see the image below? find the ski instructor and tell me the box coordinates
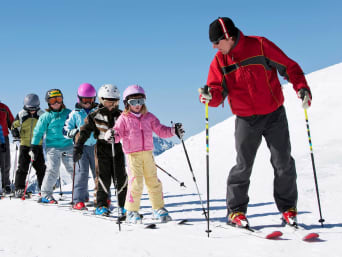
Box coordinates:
[198,17,312,227]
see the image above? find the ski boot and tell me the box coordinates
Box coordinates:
[282,207,297,226]
[126,211,142,224]
[38,196,58,204]
[15,189,25,198]
[95,206,110,216]
[73,202,87,211]
[228,212,249,228]
[152,207,172,223]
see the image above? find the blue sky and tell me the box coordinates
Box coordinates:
[1,0,341,140]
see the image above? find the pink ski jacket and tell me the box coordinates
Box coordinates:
[114,112,174,154]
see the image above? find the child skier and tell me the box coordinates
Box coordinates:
[11,94,46,197]
[73,84,127,216]
[31,89,74,204]
[108,84,184,223]
[63,83,98,210]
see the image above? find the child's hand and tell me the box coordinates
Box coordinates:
[174,123,185,139]
[104,129,115,142]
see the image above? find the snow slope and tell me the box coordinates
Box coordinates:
[1,63,342,257]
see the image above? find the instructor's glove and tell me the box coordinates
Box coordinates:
[29,145,40,161]
[0,143,6,153]
[198,86,212,104]
[73,144,83,163]
[174,123,185,139]
[104,129,115,142]
[297,88,312,109]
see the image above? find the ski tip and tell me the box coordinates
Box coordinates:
[145,223,157,229]
[178,219,188,225]
[266,231,283,239]
[303,232,319,241]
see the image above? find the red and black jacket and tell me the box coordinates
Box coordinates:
[0,102,14,137]
[206,30,310,117]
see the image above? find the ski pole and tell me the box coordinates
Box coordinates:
[304,109,325,227]
[71,162,77,205]
[175,122,208,221]
[204,85,212,237]
[21,153,34,200]
[155,164,186,188]
[111,130,121,231]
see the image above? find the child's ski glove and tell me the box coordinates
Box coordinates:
[297,88,312,109]
[174,123,185,139]
[73,144,83,163]
[104,129,115,142]
[29,145,40,161]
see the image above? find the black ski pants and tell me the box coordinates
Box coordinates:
[95,142,127,208]
[15,145,46,190]
[226,106,298,215]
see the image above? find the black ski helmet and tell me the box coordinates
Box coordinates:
[23,94,40,111]
[45,89,63,103]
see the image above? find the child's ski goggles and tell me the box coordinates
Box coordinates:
[79,97,95,104]
[48,96,63,105]
[127,98,145,106]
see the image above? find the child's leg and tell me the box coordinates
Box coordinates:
[96,155,113,207]
[41,147,61,199]
[143,151,164,210]
[125,152,144,212]
[73,145,92,203]
[32,146,46,190]
[14,145,30,190]
[112,145,127,208]
[61,146,74,178]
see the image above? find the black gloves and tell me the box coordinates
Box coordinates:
[174,123,185,139]
[73,144,83,163]
[29,145,40,161]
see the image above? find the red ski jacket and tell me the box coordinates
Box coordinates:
[0,102,14,137]
[206,30,310,116]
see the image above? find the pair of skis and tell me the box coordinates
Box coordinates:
[216,222,319,241]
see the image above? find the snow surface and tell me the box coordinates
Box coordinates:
[1,63,342,257]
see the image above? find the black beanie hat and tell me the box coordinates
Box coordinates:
[209,17,238,42]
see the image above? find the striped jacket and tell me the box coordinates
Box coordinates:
[206,30,310,117]
[76,105,122,146]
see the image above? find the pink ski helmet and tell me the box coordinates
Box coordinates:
[123,85,146,102]
[77,83,97,100]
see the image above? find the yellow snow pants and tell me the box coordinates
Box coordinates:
[124,151,164,211]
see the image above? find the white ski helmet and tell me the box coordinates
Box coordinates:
[98,84,120,104]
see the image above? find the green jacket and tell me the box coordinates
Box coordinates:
[12,109,44,147]
[31,108,73,148]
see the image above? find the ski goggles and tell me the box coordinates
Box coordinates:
[48,96,63,105]
[79,97,95,104]
[127,98,145,106]
[211,34,226,45]
[103,98,119,102]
